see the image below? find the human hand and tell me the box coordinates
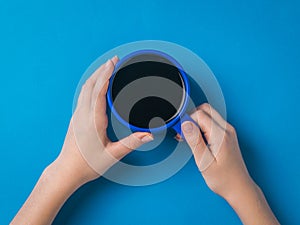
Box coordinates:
[181,103,252,199]
[59,56,154,183]
[181,103,279,225]
[11,56,154,225]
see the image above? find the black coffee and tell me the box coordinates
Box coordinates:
[111,53,185,129]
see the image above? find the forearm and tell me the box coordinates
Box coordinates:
[11,129,101,225]
[226,181,279,225]
[11,157,88,225]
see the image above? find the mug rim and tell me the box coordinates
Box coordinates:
[107,49,190,133]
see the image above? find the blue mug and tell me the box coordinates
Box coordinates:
[107,49,195,138]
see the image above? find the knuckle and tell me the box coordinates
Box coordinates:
[85,79,94,88]
[127,138,135,150]
[188,133,202,149]
[107,59,113,67]
[81,84,87,91]
[128,134,140,149]
[195,139,205,151]
[226,124,236,135]
[199,103,211,112]
[189,135,198,147]
[195,109,205,120]
[80,84,89,94]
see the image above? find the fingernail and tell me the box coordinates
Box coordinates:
[141,135,154,143]
[182,122,193,133]
[175,133,183,142]
[112,55,118,61]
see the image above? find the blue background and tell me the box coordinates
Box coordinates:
[1,0,299,224]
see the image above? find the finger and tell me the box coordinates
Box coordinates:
[197,103,227,130]
[109,132,154,159]
[191,108,227,152]
[93,55,118,82]
[190,109,213,143]
[181,121,215,171]
[76,56,118,109]
[198,147,216,171]
[88,55,117,84]
[94,58,117,97]
[76,78,94,109]
[111,55,119,66]
[182,121,207,161]
[91,58,117,109]
[85,63,107,88]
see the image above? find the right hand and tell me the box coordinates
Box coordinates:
[181,103,255,200]
[181,103,280,225]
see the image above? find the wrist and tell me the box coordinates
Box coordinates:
[224,178,265,220]
[224,177,259,208]
[45,151,99,194]
[57,141,100,184]
[224,178,279,225]
[44,160,86,194]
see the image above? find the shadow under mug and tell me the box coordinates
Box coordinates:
[107,49,195,138]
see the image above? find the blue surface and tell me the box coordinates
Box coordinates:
[0,0,299,224]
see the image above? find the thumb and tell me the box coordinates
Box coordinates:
[110,132,153,159]
[182,121,214,171]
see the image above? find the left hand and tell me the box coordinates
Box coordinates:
[11,56,154,225]
[56,56,154,183]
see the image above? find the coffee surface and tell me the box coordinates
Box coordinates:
[111,53,185,129]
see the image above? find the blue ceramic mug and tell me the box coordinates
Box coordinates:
[107,49,195,138]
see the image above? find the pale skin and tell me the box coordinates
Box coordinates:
[11,56,279,225]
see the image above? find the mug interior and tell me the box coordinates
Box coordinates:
[109,50,188,131]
